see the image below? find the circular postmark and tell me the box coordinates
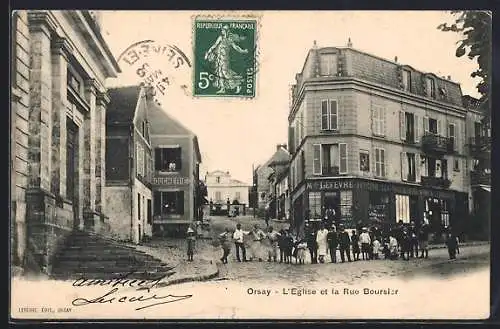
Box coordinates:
[117,40,193,103]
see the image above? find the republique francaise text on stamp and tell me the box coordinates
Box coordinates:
[193,19,257,98]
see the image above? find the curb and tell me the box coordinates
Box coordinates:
[161,265,219,287]
[428,241,489,250]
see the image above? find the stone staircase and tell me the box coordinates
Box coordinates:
[51,231,176,280]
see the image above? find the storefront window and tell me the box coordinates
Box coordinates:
[309,192,322,219]
[441,199,449,227]
[368,192,389,225]
[395,194,410,223]
[340,191,352,221]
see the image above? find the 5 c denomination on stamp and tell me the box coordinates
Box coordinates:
[193,19,257,98]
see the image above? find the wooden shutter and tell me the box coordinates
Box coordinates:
[415,154,421,183]
[435,159,442,178]
[399,111,406,141]
[382,107,387,136]
[423,116,429,134]
[401,152,408,181]
[415,114,420,143]
[330,100,338,131]
[437,119,443,136]
[313,144,321,175]
[339,143,347,174]
[321,100,329,130]
[381,149,386,177]
[421,155,428,177]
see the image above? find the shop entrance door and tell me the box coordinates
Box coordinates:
[323,192,340,226]
[428,198,442,232]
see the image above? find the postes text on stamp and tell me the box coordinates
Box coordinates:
[194,19,257,97]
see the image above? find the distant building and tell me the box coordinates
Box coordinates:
[105,85,153,243]
[463,95,490,239]
[255,144,290,214]
[10,10,120,274]
[205,170,250,215]
[288,42,470,238]
[268,147,291,220]
[149,100,202,237]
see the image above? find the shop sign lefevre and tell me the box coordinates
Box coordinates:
[307,178,455,199]
[152,176,190,186]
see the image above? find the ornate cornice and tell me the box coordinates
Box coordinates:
[28,11,57,36]
[51,37,74,61]
[84,78,99,95]
[96,91,110,106]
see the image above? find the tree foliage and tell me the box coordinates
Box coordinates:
[437,11,492,120]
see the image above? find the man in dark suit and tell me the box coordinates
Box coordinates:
[327,225,339,263]
[338,225,352,263]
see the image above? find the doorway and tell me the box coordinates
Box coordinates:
[66,119,79,230]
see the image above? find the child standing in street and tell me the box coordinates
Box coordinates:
[372,238,381,260]
[186,225,196,262]
[218,227,232,264]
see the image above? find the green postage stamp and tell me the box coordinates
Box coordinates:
[193,18,257,97]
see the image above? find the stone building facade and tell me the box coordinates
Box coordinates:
[288,42,470,238]
[10,10,120,274]
[105,85,153,243]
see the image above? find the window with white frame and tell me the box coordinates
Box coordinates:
[235,191,241,201]
[309,192,322,219]
[372,105,386,136]
[319,54,338,76]
[375,148,386,177]
[426,77,436,98]
[321,100,338,131]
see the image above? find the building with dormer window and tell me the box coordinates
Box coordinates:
[288,41,470,238]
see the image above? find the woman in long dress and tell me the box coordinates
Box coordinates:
[249,224,266,261]
[316,223,329,263]
[204,25,248,94]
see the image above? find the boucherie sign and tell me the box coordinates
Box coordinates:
[152,176,190,186]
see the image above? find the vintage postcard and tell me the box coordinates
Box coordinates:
[10,10,491,320]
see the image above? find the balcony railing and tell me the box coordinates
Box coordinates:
[468,136,491,154]
[470,170,491,186]
[421,133,454,154]
[322,165,340,176]
[421,176,451,188]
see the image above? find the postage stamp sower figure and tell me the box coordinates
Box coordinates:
[194,19,257,97]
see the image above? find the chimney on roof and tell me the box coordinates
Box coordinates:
[447,75,451,80]
[347,37,353,48]
[276,144,287,151]
[394,56,398,63]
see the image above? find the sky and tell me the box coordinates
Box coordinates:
[99,11,481,185]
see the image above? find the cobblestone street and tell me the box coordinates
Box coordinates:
[142,215,490,285]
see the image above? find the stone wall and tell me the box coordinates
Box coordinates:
[11,11,31,267]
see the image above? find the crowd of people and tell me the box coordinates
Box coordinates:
[206,220,461,264]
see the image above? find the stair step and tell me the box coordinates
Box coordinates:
[51,270,175,280]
